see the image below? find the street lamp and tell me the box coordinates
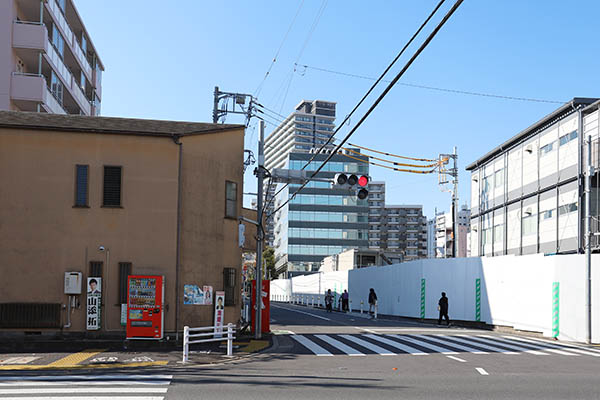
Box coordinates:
[98,245,109,330]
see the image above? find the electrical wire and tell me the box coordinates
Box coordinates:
[347,142,437,162]
[341,146,439,168]
[297,64,566,105]
[339,151,439,174]
[269,0,465,219]
[254,0,306,98]
[263,0,448,216]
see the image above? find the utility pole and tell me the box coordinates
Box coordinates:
[585,135,593,344]
[438,149,459,258]
[254,120,265,340]
[452,146,458,258]
[212,86,255,126]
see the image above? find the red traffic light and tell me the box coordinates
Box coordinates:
[358,175,369,187]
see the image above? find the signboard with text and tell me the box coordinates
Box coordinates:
[86,277,102,330]
[214,291,225,338]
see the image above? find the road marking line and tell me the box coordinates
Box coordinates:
[412,335,488,354]
[0,397,165,400]
[461,335,542,355]
[364,334,428,355]
[0,357,39,365]
[390,335,459,355]
[476,335,549,355]
[358,328,378,334]
[0,387,168,394]
[271,304,331,321]
[339,335,395,355]
[446,355,467,362]
[0,380,172,386]
[315,335,365,356]
[290,335,333,356]
[476,367,489,375]
[503,336,600,357]
[46,349,106,368]
[0,375,173,381]
[446,335,519,354]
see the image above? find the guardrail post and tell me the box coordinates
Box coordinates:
[360,301,363,314]
[311,296,314,307]
[182,325,189,363]
[227,323,233,356]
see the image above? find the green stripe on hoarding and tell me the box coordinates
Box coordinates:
[475,278,481,322]
[552,282,559,338]
[420,278,426,319]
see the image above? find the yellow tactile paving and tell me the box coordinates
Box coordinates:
[45,349,106,368]
[0,360,168,371]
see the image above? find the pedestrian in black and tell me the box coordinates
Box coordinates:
[438,292,450,326]
[325,289,333,313]
[341,290,349,313]
[368,288,377,319]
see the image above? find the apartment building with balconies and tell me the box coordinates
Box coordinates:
[1,0,104,116]
[367,181,428,261]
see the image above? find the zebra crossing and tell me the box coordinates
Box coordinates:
[0,373,173,399]
[290,333,600,358]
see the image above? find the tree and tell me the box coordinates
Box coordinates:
[263,246,277,280]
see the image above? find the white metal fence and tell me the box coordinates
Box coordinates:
[182,323,236,363]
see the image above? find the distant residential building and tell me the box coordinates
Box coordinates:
[1,0,104,115]
[264,100,337,246]
[434,205,470,258]
[466,98,600,256]
[368,181,428,261]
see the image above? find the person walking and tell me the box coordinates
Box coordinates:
[341,290,349,312]
[325,289,333,313]
[438,292,450,326]
[368,288,377,319]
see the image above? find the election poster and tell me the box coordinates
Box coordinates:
[86,277,101,330]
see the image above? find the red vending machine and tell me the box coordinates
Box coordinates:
[251,279,270,334]
[126,275,165,340]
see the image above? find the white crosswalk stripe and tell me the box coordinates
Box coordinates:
[315,335,365,356]
[289,334,600,358]
[463,335,549,355]
[0,374,172,400]
[364,334,428,355]
[389,335,459,355]
[434,334,519,354]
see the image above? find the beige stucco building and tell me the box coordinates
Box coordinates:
[0,111,245,337]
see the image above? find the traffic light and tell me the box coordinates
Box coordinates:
[333,173,369,199]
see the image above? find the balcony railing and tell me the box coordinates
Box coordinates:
[45,86,67,114]
[12,20,47,50]
[47,0,93,78]
[46,42,72,91]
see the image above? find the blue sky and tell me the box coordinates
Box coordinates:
[76,1,600,217]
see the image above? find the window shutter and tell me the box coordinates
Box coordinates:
[118,262,132,303]
[75,165,88,206]
[89,261,103,277]
[103,166,122,207]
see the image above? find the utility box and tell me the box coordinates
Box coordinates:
[64,272,82,294]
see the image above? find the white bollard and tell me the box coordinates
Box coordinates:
[349,300,353,313]
[182,326,190,363]
[227,323,233,356]
[360,301,364,314]
[311,296,314,307]
[374,304,378,320]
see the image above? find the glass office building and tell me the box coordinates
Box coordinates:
[273,151,370,276]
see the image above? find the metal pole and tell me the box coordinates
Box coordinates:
[212,86,219,123]
[255,120,265,340]
[452,146,458,258]
[586,135,593,344]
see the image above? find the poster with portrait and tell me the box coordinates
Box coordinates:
[203,286,213,305]
[86,277,101,330]
[183,284,205,305]
[214,291,225,337]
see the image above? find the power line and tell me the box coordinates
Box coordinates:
[269,0,465,218]
[347,142,437,162]
[264,0,449,217]
[254,0,306,98]
[339,152,439,174]
[341,146,439,168]
[297,64,566,105]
